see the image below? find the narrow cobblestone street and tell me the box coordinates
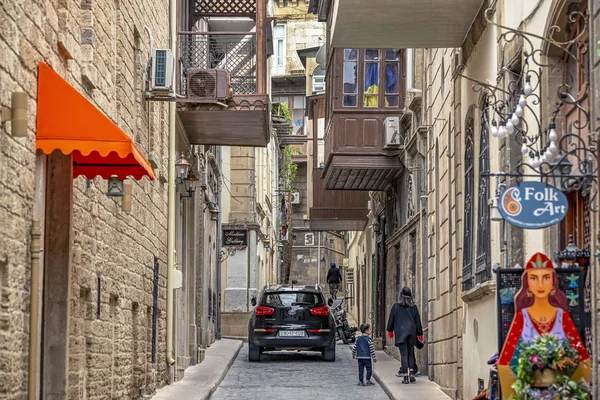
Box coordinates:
[210,344,390,400]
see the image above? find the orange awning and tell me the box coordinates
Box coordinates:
[36,62,155,180]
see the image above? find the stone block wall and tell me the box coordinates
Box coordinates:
[424,47,462,398]
[0,0,170,398]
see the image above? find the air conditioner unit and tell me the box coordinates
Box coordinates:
[186,68,231,100]
[384,116,402,149]
[290,191,301,204]
[151,49,174,92]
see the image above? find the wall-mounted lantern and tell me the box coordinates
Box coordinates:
[204,201,220,221]
[180,170,199,201]
[175,152,191,183]
[107,176,124,197]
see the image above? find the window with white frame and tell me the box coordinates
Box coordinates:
[312,65,325,93]
[272,25,286,76]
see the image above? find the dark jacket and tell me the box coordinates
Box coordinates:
[326,266,342,284]
[351,334,377,360]
[386,303,423,345]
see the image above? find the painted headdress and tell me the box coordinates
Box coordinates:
[525,252,554,270]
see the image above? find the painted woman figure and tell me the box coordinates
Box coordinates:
[497,253,591,398]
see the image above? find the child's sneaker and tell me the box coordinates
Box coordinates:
[365,381,375,385]
[358,381,366,386]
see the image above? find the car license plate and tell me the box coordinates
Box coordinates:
[279,330,304,337]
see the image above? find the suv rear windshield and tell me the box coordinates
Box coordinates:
[262,292,324,307]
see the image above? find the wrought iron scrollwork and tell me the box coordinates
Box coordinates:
[455,6,597,211]
[219,246,245,262]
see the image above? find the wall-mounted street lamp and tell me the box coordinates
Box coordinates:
[107,176,125,197]
[204,201,220,221]
[180,170,199,201]
[175,152,191,184]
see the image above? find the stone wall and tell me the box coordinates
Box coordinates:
[0,0,170,398]
[424,48,461,398]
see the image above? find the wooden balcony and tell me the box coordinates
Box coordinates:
[308,95,369,231]
[310,0,484,48]
[176,0,270,147]
[310,170,369,231]
[321,48,404,190]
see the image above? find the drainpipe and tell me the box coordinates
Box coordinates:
[28,221,41,400]
[216,148,223,339]
[166,0,177,371]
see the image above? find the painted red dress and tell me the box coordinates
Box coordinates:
[498,307,589,377]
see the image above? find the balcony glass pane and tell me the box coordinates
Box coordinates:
[385,49,400,61]
[385,63,399,94]
[386,96,399,107]
[365,49,379,61]
[292,110,304,135]
[343,95,357,107]
[293,96,304,109]
[344,49,358,61]
[364,60,379,107]
[343,61,358,95]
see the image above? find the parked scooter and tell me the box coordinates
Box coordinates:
[330,298,357,344]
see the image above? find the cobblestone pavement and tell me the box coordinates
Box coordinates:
[210,343,390,400]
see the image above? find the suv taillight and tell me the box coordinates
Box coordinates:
[310,306,329,316]
[255,305,274,316]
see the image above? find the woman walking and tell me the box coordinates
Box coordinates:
[386,287,423,384]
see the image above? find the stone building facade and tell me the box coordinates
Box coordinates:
[419,1,599,398]
[0,0,171,398]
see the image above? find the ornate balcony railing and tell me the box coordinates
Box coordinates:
[178,32,257,95]
[193,0,256,17]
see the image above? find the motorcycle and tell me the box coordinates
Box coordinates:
[330,298,357,344]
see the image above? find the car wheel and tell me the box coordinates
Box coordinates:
[322,341,336,362]
[248,343,261,362]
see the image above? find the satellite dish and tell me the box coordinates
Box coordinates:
[316,44,327,68]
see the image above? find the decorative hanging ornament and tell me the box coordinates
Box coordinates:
[518,89,527,107]
[515,104,524,117]
[511,113,520,126]
[549,123,558,141]
[491,120,498,137]
[506,120,514,135]
[548,140,557,154]
[521,142,529,155]
[524,76,533,96]
[498,124,507,138]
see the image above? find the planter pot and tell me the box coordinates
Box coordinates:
[532,369,556,388]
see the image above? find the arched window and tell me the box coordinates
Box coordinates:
[462,110,475,291]
[475,100,491,284]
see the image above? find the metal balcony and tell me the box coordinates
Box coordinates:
[176,32,270,147]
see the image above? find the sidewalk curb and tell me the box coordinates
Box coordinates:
[372,369,396,400]
[151,339,243,400]
[202,340,243,400]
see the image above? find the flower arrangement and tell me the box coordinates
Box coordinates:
[512,334,590,399]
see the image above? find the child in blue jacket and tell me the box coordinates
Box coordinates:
[351,323,377,386]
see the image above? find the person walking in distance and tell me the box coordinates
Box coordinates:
[326,262,342,299]
[386,287,424,384]
[351,323,377,386]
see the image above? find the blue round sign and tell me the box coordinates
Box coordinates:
[498,181,568,229]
